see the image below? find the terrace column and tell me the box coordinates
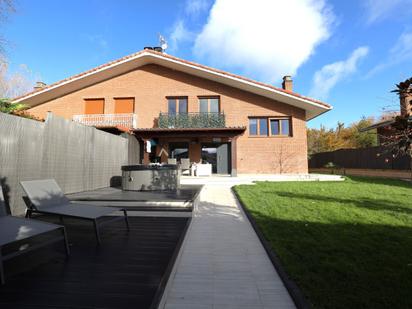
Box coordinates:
[142,139,150,164]
[230,136,238,177]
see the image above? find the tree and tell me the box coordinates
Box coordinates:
[0,1,34,99]
[307,117,377,155]
[391,77,412,97]
[0,97,25,113]
[0,57,34,98]
[0,0,15,54]
[379,78,412,159]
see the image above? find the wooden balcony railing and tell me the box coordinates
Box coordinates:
[158,112,225,128]
[73,113,137,129]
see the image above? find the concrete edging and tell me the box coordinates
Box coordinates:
[155,186,204,308]
[151,216,193,309]
[232,188,311,309]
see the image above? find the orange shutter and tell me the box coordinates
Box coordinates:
[84,99,104,114]
[114,98,134,114]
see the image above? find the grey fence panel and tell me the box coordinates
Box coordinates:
[0,113,45,215]
[42,113,88,193]
[309,146,411,170]
[0,112,129,215]
[124,133,141,165]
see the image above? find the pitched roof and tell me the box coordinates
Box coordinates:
[13,49,332,120]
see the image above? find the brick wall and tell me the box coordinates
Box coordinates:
[28,64,308,174]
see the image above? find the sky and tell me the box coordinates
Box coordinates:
[1,0,412,128]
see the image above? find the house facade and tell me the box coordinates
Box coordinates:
[13,49,331,175]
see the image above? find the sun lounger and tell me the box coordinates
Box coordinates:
[0,185,69,285]
[20,179,129,244]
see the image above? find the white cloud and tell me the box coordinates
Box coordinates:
[193,0,335,83]
[169,0,210,51]
[170,20,195,51]
[309,46,369,100]
[185,0,210,16]
[363,0,412,24]
[367,31,412,77]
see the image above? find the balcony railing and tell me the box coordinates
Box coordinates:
[73,113,137,129]
[158,112,225,128]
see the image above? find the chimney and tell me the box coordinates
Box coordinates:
[33,81,46,91]
[282,75,293,92]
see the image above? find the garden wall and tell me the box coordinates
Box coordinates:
[309,146,411,170]
[310,168,412,180]
[0,112,130,215]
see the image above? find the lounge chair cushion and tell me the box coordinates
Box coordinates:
[41,203,119,219]
[0,216,61,246]
[20,179,71,210]
[20,179,119,219]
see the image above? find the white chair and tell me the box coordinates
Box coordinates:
[180,158,191,175]
[196,163,212,176]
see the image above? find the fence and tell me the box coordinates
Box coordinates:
[309,146,411,170]
[0,112,132,215]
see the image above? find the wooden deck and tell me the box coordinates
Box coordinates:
[0,216,189,309]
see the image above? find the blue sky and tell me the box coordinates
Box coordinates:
[2,0,412,128]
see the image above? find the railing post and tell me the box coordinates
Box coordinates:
[132,114,137,129]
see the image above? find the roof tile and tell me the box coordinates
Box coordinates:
[13,49,330,109]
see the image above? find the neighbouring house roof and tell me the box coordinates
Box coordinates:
[12,49,332,120]
[359,119,396,132]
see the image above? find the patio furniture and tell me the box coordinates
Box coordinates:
[0,185,70,285]
[180,158,191,175]
[195,163,213,176]
[167,158,177,165]
[20,179,130,244]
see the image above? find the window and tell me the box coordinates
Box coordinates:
[249,117,292,137]
[270,118,290,136]
[84,98,104,114]
[199,97,220,113]
[259,118,268,135]
[249,117,267,136]
[168,97,188,114]
[280,119,290,135]
[114,98,134,113]
[249,118,258,135]
[270,119,280,135]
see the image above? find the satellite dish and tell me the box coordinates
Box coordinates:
[159,34,168,52]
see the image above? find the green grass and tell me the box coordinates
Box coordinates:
[234,176,412,309]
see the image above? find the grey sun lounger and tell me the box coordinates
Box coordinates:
[0,185,70,285]
[20,179,129,244]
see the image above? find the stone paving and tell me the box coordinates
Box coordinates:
[160,180,296,309]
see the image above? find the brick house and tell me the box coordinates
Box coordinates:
[12,49,331,175]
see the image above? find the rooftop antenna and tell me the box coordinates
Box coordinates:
[159,34,168,53]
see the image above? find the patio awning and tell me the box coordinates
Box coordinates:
[132,127,246,138]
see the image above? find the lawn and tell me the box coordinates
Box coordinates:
[234,176,412,309]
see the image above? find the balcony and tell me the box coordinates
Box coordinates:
[158,112,225,128]
[73,113,137,129]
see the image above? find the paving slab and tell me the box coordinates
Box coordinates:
[160,180,296,309]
